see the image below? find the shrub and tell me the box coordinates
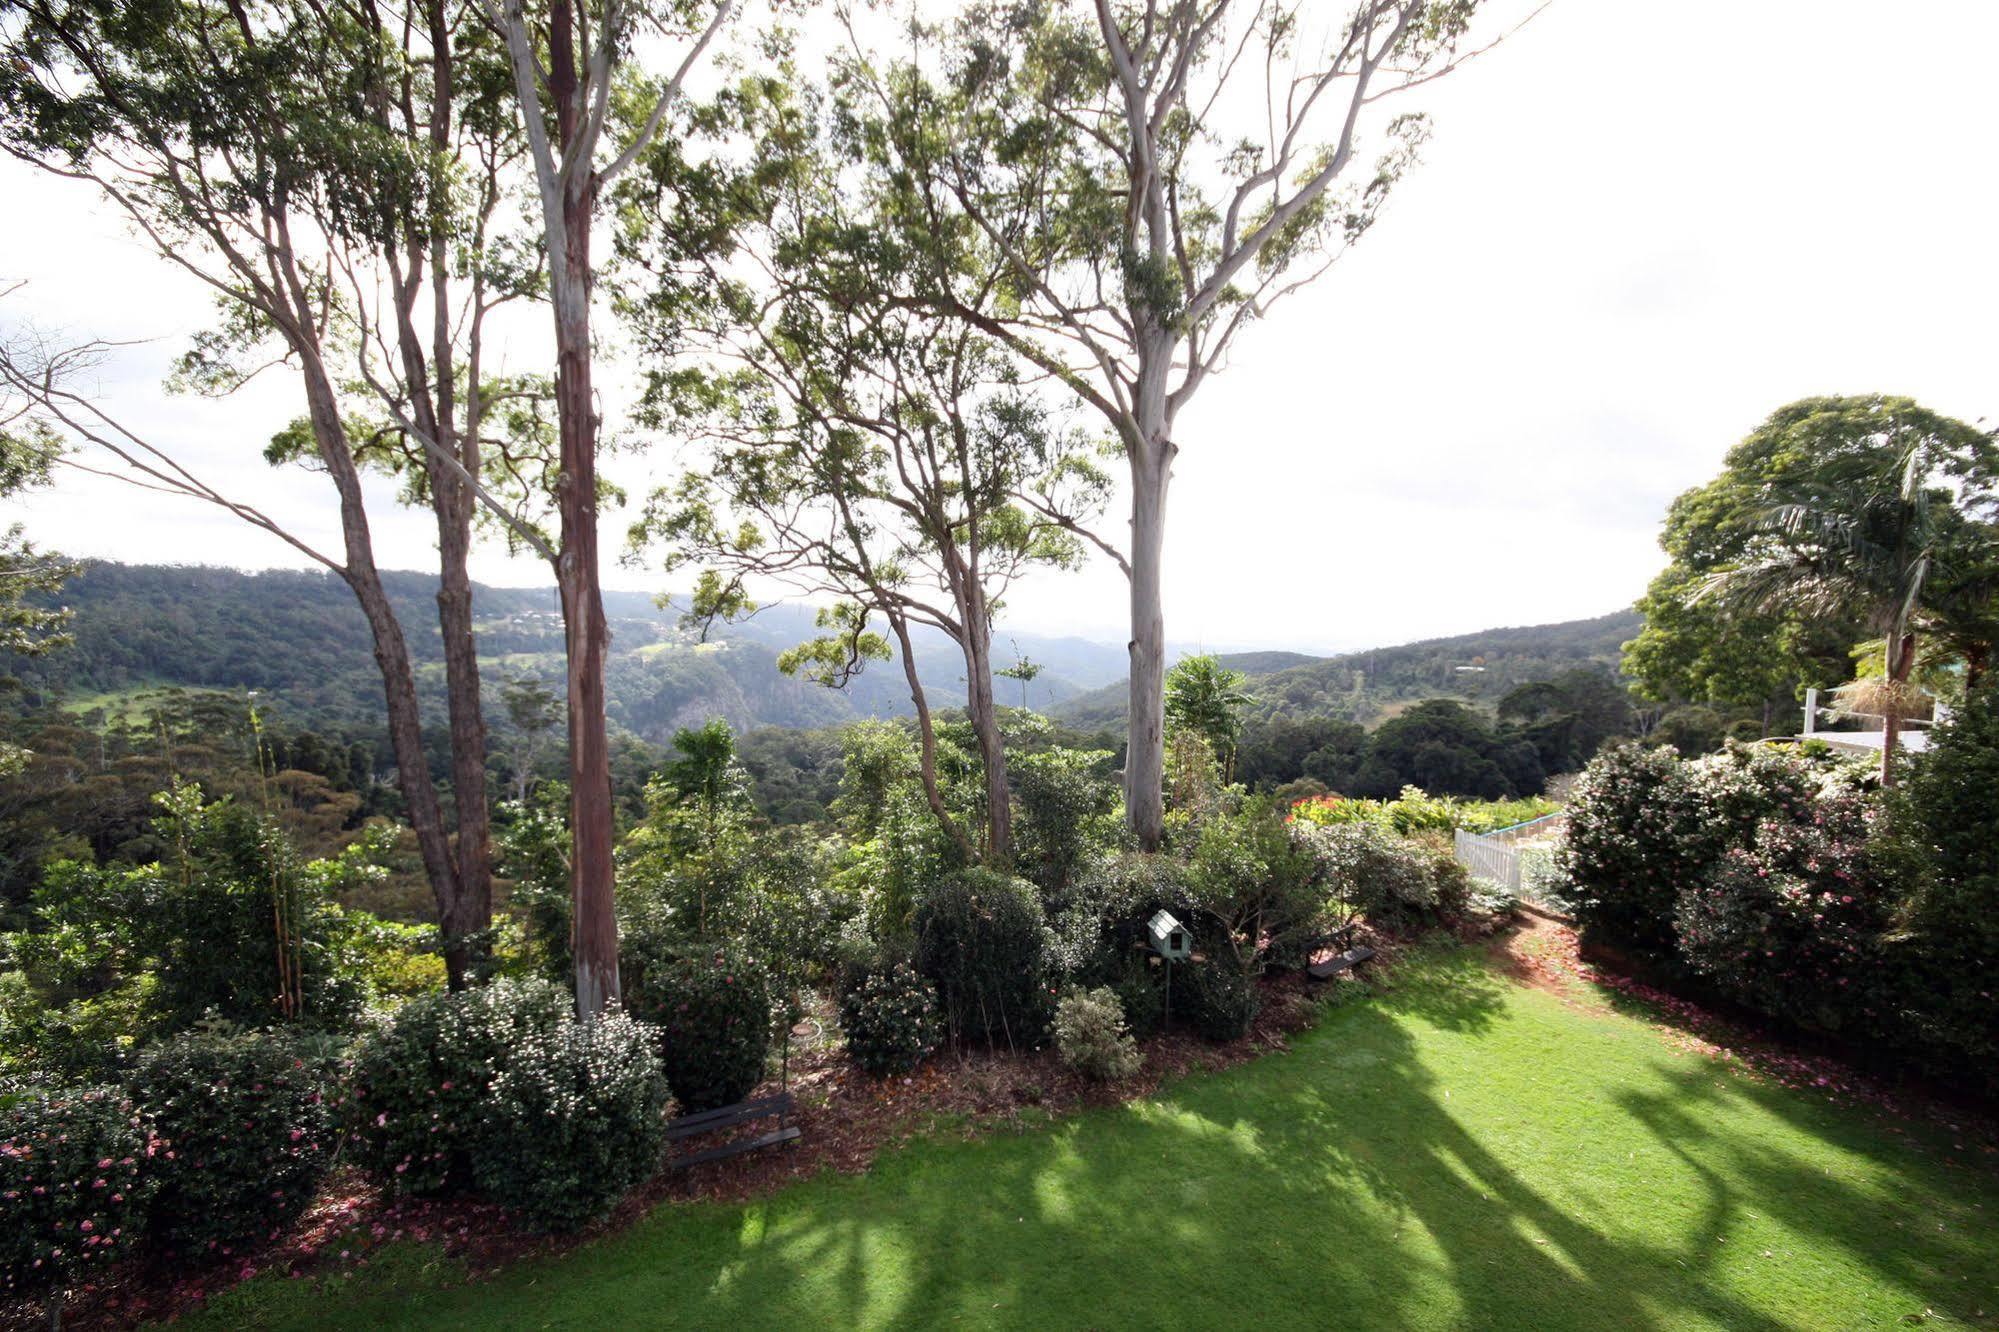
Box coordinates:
[1054,987,1141,1081]
[1675,794,1894,1035]
[471,1007,670,1232]
[1,1081,156,1306]
[1175,957,1259,1042]
[914,869,1053,1049]
[1185,801,1330,972]
[1308,822,1463,935]
[1563,743,1845,958]
[1046,853,1194,983]
[838,962,942,1078]
[1011,746,1123,907]
[1872,684,1999,1086]
[1106,957,1169,1040]
[628,943,772,1112]
[127,1026,334,1258]
[347,977,571,1196]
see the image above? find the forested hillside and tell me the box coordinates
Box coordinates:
[5,563,1138,740]
[1055,610,1643,729]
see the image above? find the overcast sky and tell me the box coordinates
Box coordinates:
[3,0,1995,655]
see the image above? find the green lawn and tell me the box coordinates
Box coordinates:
[192,947,1998,1330]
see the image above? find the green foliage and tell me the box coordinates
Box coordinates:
[1306,822,1457,935]
[1355,700,1543,800]
[1674,793,1893,1035]
[838,962,941,1079]
[1009,744,1122,905]
[1560,744,1830,958]
[1053,986,1139,1081]
[470,1008,670,1233]
[2,783,379,1075]
[913,869,1052,1050]
[1176,959,1259,1043]
[626,943,773,1113]
[1288,787,1561,837]
[126,1026,334,1257]
[1877,683,1999,1085]
[496,783,573,985]
[1164,655,1251,775]
[1184,800,1330,974]
[346,978,572,1198]
[0,1080,155,1302]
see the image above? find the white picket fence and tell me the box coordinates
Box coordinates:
[1453,828,1526,894]
[1453,812,1568,905]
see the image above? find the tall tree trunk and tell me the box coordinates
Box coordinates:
[961,611,1011,867]
[888,613,976,863]
[297,352,466,951]
[1125,440,1172,851]
[1881,631,1918,787]
[552,186,620,1017]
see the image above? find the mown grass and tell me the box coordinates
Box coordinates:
[190,945,1999,1330]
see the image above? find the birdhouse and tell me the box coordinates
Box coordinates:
[1147,910,1193,962]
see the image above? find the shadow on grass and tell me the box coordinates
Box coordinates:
[194,947,1999,1331]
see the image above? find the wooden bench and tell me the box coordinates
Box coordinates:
[1302,924,1374,981]
[664,1091,800,1170]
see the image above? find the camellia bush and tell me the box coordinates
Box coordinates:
[838,961,942,1078]
[347,978,572,1196]
[1674,791,1893,1035]
[471,1007,671,1233]
[1,1081,157,1311]
[126,1026,334,1258]
[628,943,773,1113]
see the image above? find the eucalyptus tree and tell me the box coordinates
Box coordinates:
[0,0,554,985]
[839,0,1527,849]
[488,0,740,1012]
[624,96,1110,866]
[1696,396,1999,782]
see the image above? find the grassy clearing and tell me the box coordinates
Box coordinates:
[190,946,1998,1331]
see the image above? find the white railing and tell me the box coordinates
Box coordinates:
[1454,828,1524,894]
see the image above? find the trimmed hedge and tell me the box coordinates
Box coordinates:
[839,962,941,1078]
[471,1007,670,1232]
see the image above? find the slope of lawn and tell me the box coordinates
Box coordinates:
[191,945,1999,1331]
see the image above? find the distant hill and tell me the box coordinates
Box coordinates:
[1053,610,1643,729]
[7,563,1139,743]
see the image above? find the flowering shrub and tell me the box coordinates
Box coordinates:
[1,1081,157,1304]
[628,944,772,1112]
[347,977,571,1196]
[1054,987,1141,1081]
[838,962,941,1078]
[471,1006,670,1233]
[126,1027,334,1258]
[914,869,1054,1049]
[1563,742,1858,958]
[1675,793,1892,1034]
[1289,788,1560,836]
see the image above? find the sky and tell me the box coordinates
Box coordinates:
[2,0,1995,656]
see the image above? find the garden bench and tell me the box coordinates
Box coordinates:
[664,1091,801,1170]
[1302,924,1374,981]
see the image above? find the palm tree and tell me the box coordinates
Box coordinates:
[1702,430,1982,783]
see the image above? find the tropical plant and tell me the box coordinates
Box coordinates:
[1165,655,1252,780]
